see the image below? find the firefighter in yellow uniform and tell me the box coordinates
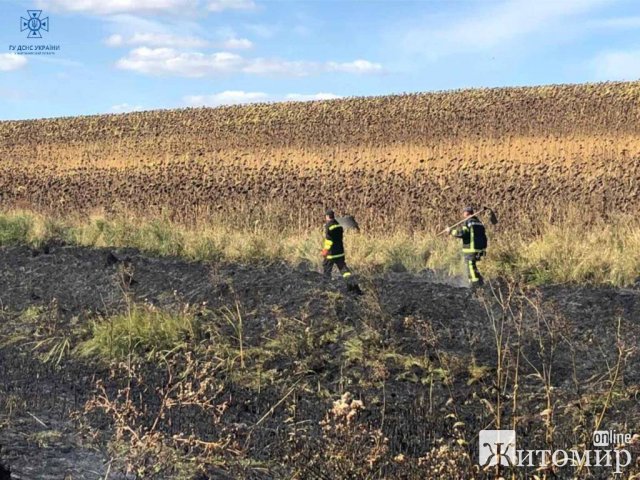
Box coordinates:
[321,209,363,295]
[448,206,487,289]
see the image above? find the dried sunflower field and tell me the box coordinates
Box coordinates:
[1,81,639,232]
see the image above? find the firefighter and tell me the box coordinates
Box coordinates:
[448,206,487,289]
[321,209,363,295]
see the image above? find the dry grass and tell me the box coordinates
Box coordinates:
[1,208,639,286]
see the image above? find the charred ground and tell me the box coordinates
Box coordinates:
[0,244,639,479]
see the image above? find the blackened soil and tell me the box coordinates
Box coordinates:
[0,245,639,479]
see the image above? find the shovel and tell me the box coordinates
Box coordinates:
[337,215,360,231]
[439,207,498,235]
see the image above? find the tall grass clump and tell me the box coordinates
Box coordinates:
[77,304,202,361]
[483,215,640,286]
[0,212,34,246]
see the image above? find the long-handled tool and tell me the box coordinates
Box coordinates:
[439,207,498,235]
[337,215,360,231]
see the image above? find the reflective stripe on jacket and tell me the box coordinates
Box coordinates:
[323,220,345,259]
[451,217,488,253]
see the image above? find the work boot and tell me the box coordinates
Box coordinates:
[347,283,364,296]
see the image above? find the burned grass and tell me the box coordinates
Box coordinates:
[0,246,638,478]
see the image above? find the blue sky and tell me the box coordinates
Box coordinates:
[0,0,639,120]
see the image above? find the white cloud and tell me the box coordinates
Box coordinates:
[111,103,144,113]
[220,37,253,50]
[401,0,609,58]
[0,54,27,72]
[208,0,257,12]
[116,47,243,76]
[212,27,253,49]
[105,34,124,46]
[105,32,209,48]
[240,58,316,76]
[102,30,254,50]
[117,47,383,77]
[185,90,268,106]
[184,91,342,107]
[43,0,197,15]
[327,60,383,74]
[592,49,640,80]
[285,93,342,101]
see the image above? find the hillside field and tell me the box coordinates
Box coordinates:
[2,81,640,285]
[1,81,640,230]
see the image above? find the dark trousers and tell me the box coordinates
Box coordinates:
[323,255,360,288]
[323,256,352,280]
[464,252,484,286]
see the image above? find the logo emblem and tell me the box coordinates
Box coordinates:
[21,10,49,39]
[479,430,517,467]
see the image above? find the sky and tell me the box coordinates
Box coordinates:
[0,0,639,120]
